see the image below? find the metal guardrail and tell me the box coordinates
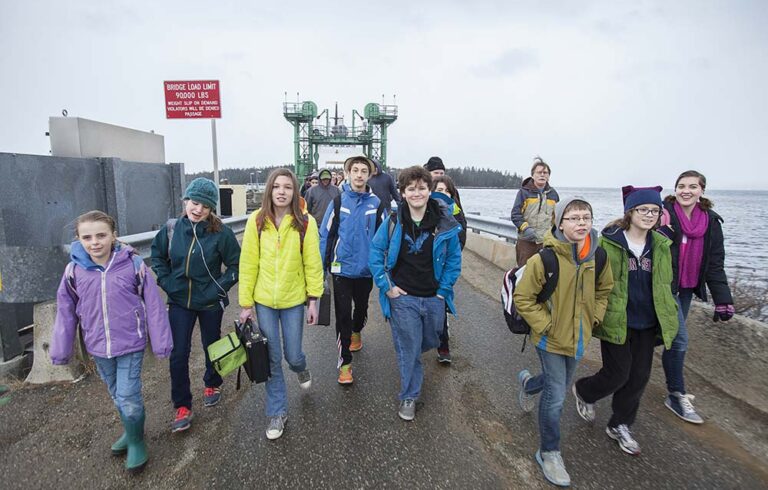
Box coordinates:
[120,215,249,258]
[465,214,518,243]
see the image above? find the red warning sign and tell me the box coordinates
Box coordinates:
[164,80,221,119]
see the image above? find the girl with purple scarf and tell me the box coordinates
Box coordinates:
[659,170,734,425]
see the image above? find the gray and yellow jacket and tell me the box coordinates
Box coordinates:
[514,229,614,359]
[510,177,559,243]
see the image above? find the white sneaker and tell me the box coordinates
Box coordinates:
[517,369,536,413]
[606,424,641,455]
[535,450,571,487]
[266,415,288,440]
[572,384,595,423]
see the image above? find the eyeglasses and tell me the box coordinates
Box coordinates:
[634,207,661,216]
[561,216,593,223]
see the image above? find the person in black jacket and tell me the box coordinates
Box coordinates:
[658,170,734,425]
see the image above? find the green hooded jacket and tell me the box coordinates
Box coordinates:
[594,226,679,348]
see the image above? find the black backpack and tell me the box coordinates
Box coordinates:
[501,247,607,351]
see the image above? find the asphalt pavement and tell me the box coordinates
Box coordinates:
[1,257,767,489]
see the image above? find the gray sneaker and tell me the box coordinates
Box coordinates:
[535,450,571,487]
[266,415,288,440]
[606,424,641,455]
[665,392,704,424]
[297,369,312,390]
[572,384,595,423]
[518,369,536,413]
[398,399,416,421]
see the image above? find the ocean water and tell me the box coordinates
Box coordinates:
[458,187,768,283]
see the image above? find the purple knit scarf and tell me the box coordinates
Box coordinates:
[675,201,709,289]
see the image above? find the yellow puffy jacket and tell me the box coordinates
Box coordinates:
[238,210,324,309]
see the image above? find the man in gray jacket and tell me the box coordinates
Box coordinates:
[305,168,341,225]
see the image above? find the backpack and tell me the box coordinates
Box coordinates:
[501,247,607,351]
[65,253,147,299]
[323,194,388,271]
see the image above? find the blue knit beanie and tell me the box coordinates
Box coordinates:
[184,178,218,209]
[622,185,663,212]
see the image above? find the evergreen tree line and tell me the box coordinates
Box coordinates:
[186,165,523,189]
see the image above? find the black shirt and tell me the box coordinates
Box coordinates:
[392,200,440,297]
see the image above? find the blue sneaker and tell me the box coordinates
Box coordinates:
[518,369,536,413]
[665,392,704,424]
[171,407,193,433]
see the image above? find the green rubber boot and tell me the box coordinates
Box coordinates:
[111,430,128,456]
[123,413,148,473]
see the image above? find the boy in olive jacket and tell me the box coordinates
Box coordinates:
[514,197,614,487]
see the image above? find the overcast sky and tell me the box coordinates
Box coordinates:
[2,1,767,190]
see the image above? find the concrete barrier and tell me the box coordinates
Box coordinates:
[463,233,768,416]
[25,301,84,384]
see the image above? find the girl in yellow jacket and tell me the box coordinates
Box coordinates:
[238,168,324,440]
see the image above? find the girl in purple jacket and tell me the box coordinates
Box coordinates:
[51,211,173,474]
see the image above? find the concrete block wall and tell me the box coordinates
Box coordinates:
[0,152,184,361]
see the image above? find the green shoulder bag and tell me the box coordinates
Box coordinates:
[207,331,247,377]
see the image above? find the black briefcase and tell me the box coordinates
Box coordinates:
[317,275,332,326]
[235,319,270,387]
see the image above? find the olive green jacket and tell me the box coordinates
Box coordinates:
[594,226,679,348]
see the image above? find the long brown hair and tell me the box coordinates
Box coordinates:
[664,170,713,210]
[431,175,462,209]
[255,168,306,234]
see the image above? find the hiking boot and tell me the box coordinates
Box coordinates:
[350,332,363,352]
[398,399,416,421]
[171,407,193,433]
[297,369,312,390]
[572,384,595,423]
[437,349,452,364]
[606,424,641,455]
[203,386,222,407]
[665,392,704,424]
[266,415,288,440]
[338,365,353,385]
[535,450,571,487]
[518,369,536,413]
[124,414,148,473]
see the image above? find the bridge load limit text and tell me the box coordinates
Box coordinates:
[164,80,221,119]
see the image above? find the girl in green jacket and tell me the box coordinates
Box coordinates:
[573,186,679,457]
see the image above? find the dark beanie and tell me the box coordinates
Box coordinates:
[424,156,445,172]
[184,178,218,209]
[622,185,663,212]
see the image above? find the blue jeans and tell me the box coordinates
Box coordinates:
[256,303,307,418]
[389,295,445,401]
[168,304,224,409]
[662,288,693,394]
[524,348,578,452]
[93,350,145,422]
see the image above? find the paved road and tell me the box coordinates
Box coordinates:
[2,266,767,489]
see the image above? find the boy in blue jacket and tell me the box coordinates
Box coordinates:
[369,166,462,421]
[320,156,382,384]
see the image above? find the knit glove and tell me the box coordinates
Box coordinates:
[713,304,735,322]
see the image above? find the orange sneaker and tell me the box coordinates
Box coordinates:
[338,364,353,384]
[350,332,363,352]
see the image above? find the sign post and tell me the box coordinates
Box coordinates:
[164,80,222,215]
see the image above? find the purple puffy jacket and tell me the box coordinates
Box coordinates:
[51,243,173,364]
